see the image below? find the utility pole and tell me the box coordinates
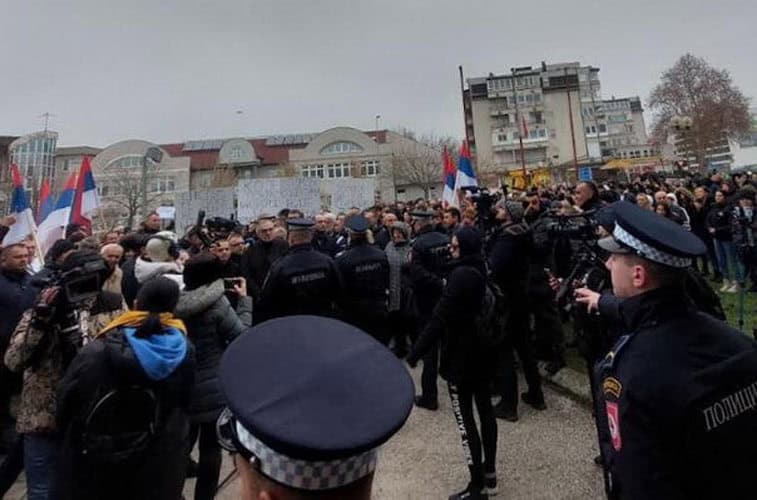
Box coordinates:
[587,68,602,161]
[510,68,528,182]
[564,67,579,177]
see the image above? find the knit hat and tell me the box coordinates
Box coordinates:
[496,199,525,222]
[454,227,483,257]
[183,252,222,291]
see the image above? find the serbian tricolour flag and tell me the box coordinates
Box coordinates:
[1,164,37,245]
[454,140,477,190]
[37,179,54,225]
[442,146,457,207]
[70,156,99,234]
[38,173,77,255]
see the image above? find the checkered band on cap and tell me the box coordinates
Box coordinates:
[613,224,692,268]
[235,422,378,491]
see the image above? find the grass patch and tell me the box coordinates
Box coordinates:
[561,285,756,376]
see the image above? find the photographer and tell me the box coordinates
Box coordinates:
[3,250,126,499]
[487,199,545,420]
[174,253,251,500]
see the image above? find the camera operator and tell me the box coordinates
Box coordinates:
[3,250,126,499]
[487,199,545,420]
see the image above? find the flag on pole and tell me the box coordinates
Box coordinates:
[442,146,457,206]
[454,140,477,190]
[70,156,99,234]
[38,173,77,255]
[37,178,53,224]
[1,164,37,245]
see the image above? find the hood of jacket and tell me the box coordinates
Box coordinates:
[134,257,183,285]
[123,327,188,381]
[174,279,225,317]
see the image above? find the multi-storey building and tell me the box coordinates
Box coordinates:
[464,61,649,178]
[53,146,102,189]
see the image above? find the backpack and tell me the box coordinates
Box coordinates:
[472,270,509,347]
[80,386,160,463]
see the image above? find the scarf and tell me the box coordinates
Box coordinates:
[98,311,187,338]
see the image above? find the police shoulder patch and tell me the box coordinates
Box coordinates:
[603,377,623,400]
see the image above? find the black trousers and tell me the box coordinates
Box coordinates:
[448,381,497,489]
[530,297,565,365]
[420,342,440,401]
[497,313,543,410]
[188,422,222,500]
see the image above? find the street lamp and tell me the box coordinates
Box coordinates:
[670,115,693,172]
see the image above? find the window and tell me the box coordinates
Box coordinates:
[361,160,379,177]
[326,163,351,178]
[148,176,175,193]
[229,145,244,160]
[498,134,508,143]
[533,93,541,103]
[98,185,109,197]
[301,164,324,178]
[320,142,363,155]
[598,124,607,133]
[538,129,547,138]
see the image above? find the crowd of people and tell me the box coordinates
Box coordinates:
[0,168,755,499]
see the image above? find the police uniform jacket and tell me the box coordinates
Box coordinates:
[335,241,389,317]
[254,243,342,324]
[406,226,449,317]
[596,287,757,500]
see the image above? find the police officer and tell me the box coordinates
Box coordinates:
[578,201,757,500]
[216,316,414,500]
[335,214,391,344]
[406,210,450,410]
[254,219,342,324]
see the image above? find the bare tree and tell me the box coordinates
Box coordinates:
[99,159,165,229]
[210,164,238,188]
[389,130,459,199]
[648,54,751,169]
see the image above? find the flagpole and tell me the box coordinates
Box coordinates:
[459,66,472,148]
[25,208,45,267]
[511,67,528,185]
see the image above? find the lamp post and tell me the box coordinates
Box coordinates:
[670,115,693,172]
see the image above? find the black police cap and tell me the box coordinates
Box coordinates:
[219,316,414,491]
[598,201,705,268]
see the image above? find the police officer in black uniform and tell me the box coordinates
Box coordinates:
[580,201,757,500]
[254,219,342,324]
[406,210,450,410]
[335,215,391,344]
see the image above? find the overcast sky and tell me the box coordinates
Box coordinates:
[3,0,755,147]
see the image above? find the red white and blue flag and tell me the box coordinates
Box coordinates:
[442,146,457,207]
[37,178,54,225]
[70,156,99,234]
[38,172,77,254]
[454,140,477,190]
[1,164,37,245]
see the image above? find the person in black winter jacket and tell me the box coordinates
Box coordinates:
[55,277,196,500]
[488,200,545,421]
[408,227,497,500]
[175,253,252,500]
[240,217,288,303]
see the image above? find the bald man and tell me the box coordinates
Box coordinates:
[100,244,124,295]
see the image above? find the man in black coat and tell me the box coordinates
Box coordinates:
[406,211,450,410]
[241,217,288,303]
[0,243,40,495]
[335,215,390,344]
[487,200,545,421]
[254,219,342,324]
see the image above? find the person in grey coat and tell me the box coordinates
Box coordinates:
[385,222,413,358]
[175,252,252,500]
